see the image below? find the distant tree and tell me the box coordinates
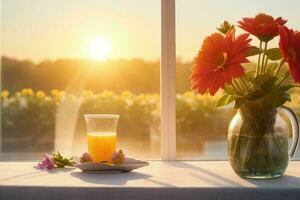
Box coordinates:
[1,56,193,93]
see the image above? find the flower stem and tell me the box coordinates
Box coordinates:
[232,79,243,95]
[264,57,269,74]
[240,77,251,89]
[274,59,285,76]
[260,42,268,75]
[237,77,248,91]
[275,71,290,86]
[256,41,263,77]
[231,83,241,94]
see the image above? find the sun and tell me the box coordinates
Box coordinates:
[88,38,112,60]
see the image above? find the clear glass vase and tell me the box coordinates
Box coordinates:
[228,100,299,179]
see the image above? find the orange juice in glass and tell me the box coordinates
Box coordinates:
[84,114,119,163]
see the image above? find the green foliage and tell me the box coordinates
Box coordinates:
[1,89,57,152]
[52,152,76,168]
[224,85,237,95]
[217,21,235,35]
[265,48,282,61]
[216,69,293,109]
[266,89,291,108]
[2,88,300,156]
[217,94,239,107]
[1,89,235,155]
[247,46,262,57]
[176,92,234,144]
[264,84,298,108]
[1,89,161,153]
[251,74,278,94]
[229,73,297,109]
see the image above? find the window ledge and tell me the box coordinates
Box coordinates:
[1,161,300,200]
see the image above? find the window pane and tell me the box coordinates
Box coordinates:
[176,0,300,160]
[1,0,160,160]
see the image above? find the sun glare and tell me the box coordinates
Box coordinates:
[88,38,112,60]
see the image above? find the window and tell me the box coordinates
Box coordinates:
[1,0,300,161]
[1,0,160,160]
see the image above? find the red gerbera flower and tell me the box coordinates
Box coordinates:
[191,30,251,95]
[279,26,300,83]
[238,13,287,42]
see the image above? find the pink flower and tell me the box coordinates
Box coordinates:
[80,152,93,163]
[36,154,55,170]
[112,150,125,165]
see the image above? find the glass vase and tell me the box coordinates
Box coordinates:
[228,100,299,179]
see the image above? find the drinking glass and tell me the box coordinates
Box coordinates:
[84,114,119,163]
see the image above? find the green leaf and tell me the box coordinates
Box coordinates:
[251,74,278,93]
[247,46,262,57]
[277,85,295,92]
[264,83,295,107]
[55,161,65,168]
[224,85,237,95]
[265,48,282,61]
[261,77,278,92]
[52,152,76,168]
[267,91,291,107]
[216,94,239,107]
[275,84,300,93]
[57,152,63,159]
[247,74,280,100]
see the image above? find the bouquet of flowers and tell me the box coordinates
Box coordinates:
[190,13,300,178]
[191,13,299,105]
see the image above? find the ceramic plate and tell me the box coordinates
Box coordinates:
[74,158,149,173]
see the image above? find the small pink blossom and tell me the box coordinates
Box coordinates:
[112,149,125,165]
[36,154,55,170]
[80,152,93,163]
[112,151,118,159]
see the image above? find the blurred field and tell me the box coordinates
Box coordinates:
[1,89,233,158]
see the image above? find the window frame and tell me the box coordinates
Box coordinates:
[160,0,176,160]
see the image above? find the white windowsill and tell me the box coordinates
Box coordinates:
[1,161,300,200]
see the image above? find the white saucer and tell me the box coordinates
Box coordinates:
[74,158,149,173]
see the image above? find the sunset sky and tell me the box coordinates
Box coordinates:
[1,0,300,63]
